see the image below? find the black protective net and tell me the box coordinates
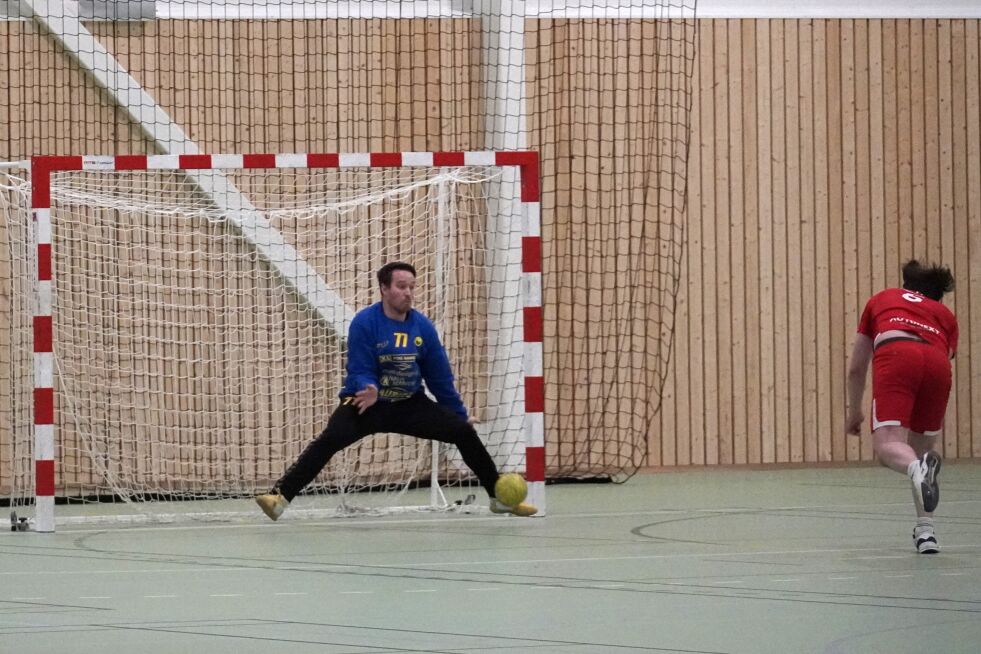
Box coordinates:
[1,0,697,494]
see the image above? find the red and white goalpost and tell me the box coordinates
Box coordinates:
[19,151,543,531]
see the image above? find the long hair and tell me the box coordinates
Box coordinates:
[901,259,955,301]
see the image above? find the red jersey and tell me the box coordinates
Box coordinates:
[857,288,958,357]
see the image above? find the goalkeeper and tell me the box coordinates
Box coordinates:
[256,261,536,520]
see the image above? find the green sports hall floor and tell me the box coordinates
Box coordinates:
[2,464,979,653]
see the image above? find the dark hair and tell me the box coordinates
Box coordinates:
[901,259,954,301]
[377,261,416,287]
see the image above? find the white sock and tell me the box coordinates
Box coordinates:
[915,518,935,538]
[907,459,920,479]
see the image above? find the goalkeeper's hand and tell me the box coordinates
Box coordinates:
[353,384,378,414]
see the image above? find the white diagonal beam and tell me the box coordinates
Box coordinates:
[19,0,354,337]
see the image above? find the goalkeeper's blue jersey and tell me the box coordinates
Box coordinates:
[340,302,468,419]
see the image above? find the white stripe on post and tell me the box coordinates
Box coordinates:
[522,272,543,307]
[339,153,370,167]
[33,426,55,460]
[147,155,181,169]
[34,209,51,243]
[402,152,435,167]
[275,154,307,169]
[212,154,245,169]
[34,352,54,388]
[464,151,496,166]
[37,280,52,314]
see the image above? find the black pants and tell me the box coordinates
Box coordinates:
[276,392,500,501]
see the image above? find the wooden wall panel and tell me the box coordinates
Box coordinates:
[2,17,980,490]
[0,19,484,160]
[661,19,981,465]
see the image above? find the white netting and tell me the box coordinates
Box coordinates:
[1,170,35,523]
[2,164,528,523]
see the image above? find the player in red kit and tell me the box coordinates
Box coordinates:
[845,260,957,554]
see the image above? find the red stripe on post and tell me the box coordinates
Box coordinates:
[31,170,51,209]
[308,153,340,168]
[244,153,276,168]
[33,316,52,353]
[35,459,55,496]
[34,387,54,425]
[525,376,544,413]
[37,244,52,281]
[494,151,541,202]
[433,151,465,166]
[33,155,84,172]
[523,306,543,343]
[114,155,148,170]
[370,152,403,167]
[178,154,213,169]
[31,156,83,208]
[522,236,542,273]
[524,446,545,482]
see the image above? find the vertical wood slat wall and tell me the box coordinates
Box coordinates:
[2,18,980,481]
[656,19,981,466]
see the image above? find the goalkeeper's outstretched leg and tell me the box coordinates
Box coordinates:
[257,261,537,520]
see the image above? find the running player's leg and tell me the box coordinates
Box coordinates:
[870,343,942,515]
[904,347,950,551]
[871,424,916,474]
[907,430,941,552]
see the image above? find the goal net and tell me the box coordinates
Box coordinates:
[1,152,543,529]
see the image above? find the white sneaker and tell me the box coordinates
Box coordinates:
[913,525,940,554]
[255,491,289,521]
[489,498,538,517]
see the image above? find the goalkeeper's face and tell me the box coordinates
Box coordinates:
[381,269,416,319]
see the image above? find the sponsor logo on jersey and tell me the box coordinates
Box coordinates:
[888,315,941,335]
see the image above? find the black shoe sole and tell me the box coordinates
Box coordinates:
[921,452,941,513]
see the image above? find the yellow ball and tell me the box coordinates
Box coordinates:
[494,473,528,507]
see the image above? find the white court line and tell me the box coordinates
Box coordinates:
[209,594,242,597]
[827,577,857,581]
[79,596,111,599]
[0,566,268,577]
[273,592,308,595]
[884,574,914,578]
[19,498,981,537]
[404,589,437,593]
[2,544,980,580]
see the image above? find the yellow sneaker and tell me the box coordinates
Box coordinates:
[489,498,538,517]
[255,491,289,521]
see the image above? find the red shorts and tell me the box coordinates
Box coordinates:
[871,340,952,435]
